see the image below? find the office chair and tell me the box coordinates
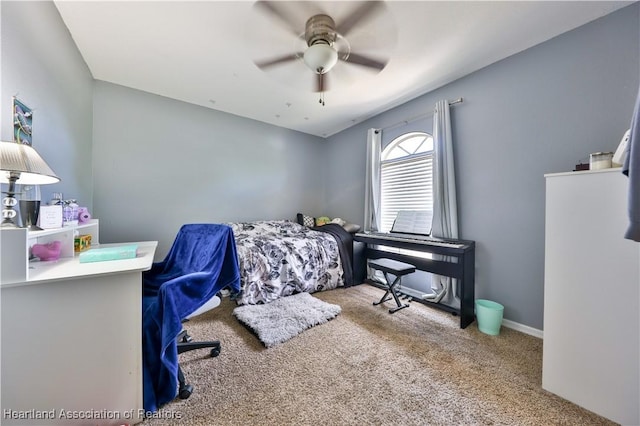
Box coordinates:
[142,224,241,413]
[175,294,222,399]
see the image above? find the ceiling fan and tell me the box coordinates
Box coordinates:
[253,1,391,105]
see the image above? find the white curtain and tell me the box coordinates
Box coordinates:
[364,128,383,283]
[364,128,382,232]
[428,100,459,305]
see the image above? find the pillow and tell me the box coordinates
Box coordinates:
[342,223,361,233]
[331,217,347,226]
[296,213,316,227]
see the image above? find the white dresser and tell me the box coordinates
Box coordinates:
[543,168,639,425]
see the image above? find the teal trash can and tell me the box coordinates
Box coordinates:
[475,299,504,335]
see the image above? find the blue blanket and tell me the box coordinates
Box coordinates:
[142,224,241,412]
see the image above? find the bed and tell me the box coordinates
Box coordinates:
[227,220,354,305]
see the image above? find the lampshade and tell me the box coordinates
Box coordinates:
[0,140,59,185]
[303,43,338,74]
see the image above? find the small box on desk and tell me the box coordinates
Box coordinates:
[79,244,138,263]
[38,205,63,229]
[74,234,92,252]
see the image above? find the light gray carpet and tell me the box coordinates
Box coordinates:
[232,292,341,348]
[142,284,614,426]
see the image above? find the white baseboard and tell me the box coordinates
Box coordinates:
[502,318,543,339]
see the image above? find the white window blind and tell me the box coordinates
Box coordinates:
[380,153,433,232]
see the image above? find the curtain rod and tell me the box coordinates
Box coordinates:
[378,97,463,133]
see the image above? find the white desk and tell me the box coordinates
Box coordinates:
[1,241,157,425]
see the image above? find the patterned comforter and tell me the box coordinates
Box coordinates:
[228,220,347,305]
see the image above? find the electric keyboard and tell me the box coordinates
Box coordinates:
[356,231,466,248]
[353,230,476,328]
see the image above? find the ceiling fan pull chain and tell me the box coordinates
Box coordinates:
[319,92,325,106]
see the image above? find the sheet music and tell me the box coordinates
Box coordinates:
[391,210,433,235]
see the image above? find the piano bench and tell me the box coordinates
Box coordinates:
[369,258,416,313]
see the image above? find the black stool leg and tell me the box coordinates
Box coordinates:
[384,272,409,313]
[373,287,392,306]
[373,271,409,313]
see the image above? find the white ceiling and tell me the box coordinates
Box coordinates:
[54,1,633,138]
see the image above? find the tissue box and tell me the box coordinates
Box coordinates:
[79,244,138,263]
[74,234,92,252]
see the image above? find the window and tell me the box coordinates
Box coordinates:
[380,132,434,232]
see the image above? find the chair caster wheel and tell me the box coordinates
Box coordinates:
[179,384,193,399]
[210,347,221,357]
[177,330,193,343]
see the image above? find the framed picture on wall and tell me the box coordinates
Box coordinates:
[13,97,33,146]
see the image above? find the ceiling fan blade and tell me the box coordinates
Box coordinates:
[342,52,387,71]
[254,1,300,37]
[255,53,301,69]
[336,1,384,37]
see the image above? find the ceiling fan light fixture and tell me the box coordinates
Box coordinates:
[303,43,338,74]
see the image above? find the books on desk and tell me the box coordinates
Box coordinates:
[79,244,138,263]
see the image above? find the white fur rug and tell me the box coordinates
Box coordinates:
[232,292,341,348]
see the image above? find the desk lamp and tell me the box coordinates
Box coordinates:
[0,140,59,228]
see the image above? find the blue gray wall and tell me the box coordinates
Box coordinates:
[324,4,640,329]
[1,1,93,207]
[92,82,327,257]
